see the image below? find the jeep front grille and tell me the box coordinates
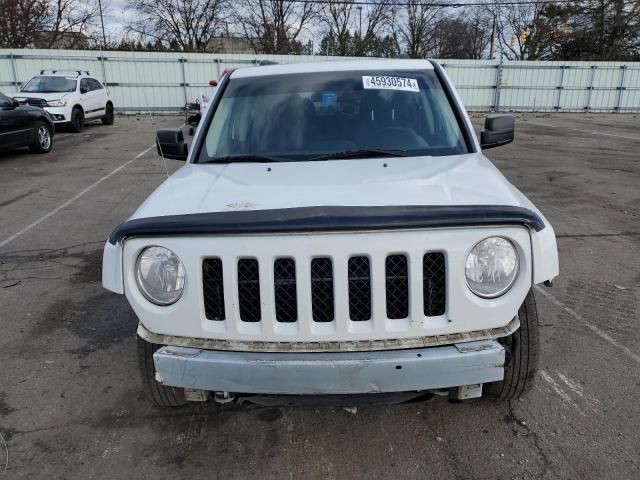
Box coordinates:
[202,253,447,332]
[386,254,409,319]
[237,259,261,322]
[202,258,225,320]
[311,257,334,322]
[274,258,297,323]
[423,253,446,317]
[348,256,372,321]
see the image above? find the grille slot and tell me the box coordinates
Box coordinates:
[348,256,372,321]
[386,254,409,319]
[274,258,297,323]
[424,252,446,316]
[202,258,225,320]
[311,257,334,322]
[237,259,261,322]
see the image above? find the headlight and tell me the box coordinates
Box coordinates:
[135,246,186,305]
[465,237,519,298]
[47,99,67,107]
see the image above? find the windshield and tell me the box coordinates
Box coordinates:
[198,69,468,163]
[21,76,77,93]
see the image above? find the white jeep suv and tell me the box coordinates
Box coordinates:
[103,60,559,407]
[13,70,114,132]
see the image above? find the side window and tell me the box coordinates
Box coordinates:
[89,79,103,91]
[80,78,90,93]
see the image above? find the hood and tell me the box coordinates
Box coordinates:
[11,92,70,102]
[131,153,533,221]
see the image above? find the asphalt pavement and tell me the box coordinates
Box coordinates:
[0,113,639,479]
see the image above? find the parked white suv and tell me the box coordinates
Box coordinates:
[12,70,114,132]
[102,60,559,407]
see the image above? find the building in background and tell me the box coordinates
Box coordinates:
[206,36,255,54]
[32,31,90,49]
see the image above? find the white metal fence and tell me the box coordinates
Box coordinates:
[1,49,639,113]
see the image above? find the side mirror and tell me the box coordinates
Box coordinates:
[481,114,514,149]
[80,86,88,94]
[156,128,188,161]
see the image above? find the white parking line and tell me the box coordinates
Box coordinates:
[523,121,639,141]
[538,370,579,408]
[534,285,640,365]
[557,372,586,399]
[0,145,154,250]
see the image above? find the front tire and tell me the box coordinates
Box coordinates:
[70,107,84,133]
[29,121,53,153]
[486,290,540,400]
[102,103,114,125]
[137,337,189,407]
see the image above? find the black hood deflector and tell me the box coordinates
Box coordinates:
[108,205,544,245]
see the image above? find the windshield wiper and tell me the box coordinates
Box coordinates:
[202,154,291,164]
[307,149,413,162]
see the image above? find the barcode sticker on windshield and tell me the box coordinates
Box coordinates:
[362,76,419,92]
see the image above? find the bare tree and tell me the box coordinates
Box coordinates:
[319,0,356,56]
[395,0,442,58]
[433,9,493,59]
[0,0,96,48]
[127,0,228,51]
[235,0,316,54]
[41,0,100,48]
[490,0,548,59]
[0,0,49,48]
[319,0,394,56]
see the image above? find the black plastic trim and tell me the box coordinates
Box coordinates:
[429,60,477,154]
[108,205,544,245]
[191,73,231,164]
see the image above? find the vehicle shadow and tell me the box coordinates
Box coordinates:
[0,147,34,161]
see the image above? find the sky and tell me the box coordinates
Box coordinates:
[103,0,133,36]
[101,0,322,44]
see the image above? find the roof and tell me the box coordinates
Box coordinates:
[231,59,434,79]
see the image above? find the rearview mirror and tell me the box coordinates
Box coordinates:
[481,114,514,149]
[156,128,188,161]
[0,99,15,109]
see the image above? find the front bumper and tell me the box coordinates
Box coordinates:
[43,106,69,122]
[153,339,505,395]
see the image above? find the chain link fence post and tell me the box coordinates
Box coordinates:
[494,60,503,112]
[9,53,19,88]
[615,65,626,113]
[179,57,188,108]
[585,65,596,111]
[98,55,108,86]
[555,65,566,111]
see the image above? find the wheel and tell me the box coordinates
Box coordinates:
[70,107,84,132]
[29,121,53,153]
[486,289,540,400]
[102,102,114,125]
[137,336,189,407]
